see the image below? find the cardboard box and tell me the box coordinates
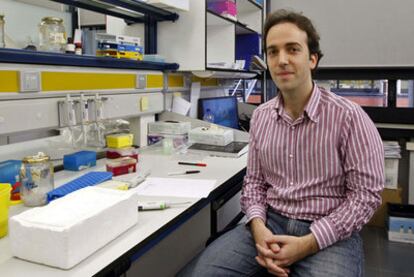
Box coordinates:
[368,188,402,228]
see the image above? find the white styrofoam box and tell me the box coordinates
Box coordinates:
[385,158,399,189]
[148,121,191,135]
[9,186,138,269]
[188,126,234,146]
[147,0,189,11]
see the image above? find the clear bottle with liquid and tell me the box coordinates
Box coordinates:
[203,108,215,123]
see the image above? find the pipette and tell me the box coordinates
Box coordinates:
[138,201,192,211]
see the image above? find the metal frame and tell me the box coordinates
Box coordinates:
[313,67,414,138]
[50,0,179,22]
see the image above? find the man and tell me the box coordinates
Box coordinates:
[178,9,384,277]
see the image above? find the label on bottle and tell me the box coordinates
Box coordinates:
[49,32,66,44]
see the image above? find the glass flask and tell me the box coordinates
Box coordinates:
[39,17,66,52]
[20,152,54,206]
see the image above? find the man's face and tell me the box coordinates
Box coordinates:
[266,22,318,93]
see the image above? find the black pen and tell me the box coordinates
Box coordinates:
[178,162,207,167]
[168,170,200,176]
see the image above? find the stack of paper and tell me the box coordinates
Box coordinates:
[383,141,401,158]
[133,177,216,198]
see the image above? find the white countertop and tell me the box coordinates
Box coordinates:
[0,149,247,276]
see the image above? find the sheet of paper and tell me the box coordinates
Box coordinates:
[133,177,216,198]
[172,96,191,116]
[189,82,201,118]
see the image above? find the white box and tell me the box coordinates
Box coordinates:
[385,158,399,189]
[147,0,189,11]
[148,121,191,135]
[388,231,414,244]
[188,126,234,146]
[9,187,138,269]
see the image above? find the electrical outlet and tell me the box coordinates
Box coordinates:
[136,74,147,89]
[20,71,41,92]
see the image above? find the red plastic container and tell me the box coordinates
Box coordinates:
[106,157,137,176]
[106,147,139,161]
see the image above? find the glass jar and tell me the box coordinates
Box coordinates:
[0,15,5,48]
[39,17,66,52]
[20,152,54,207]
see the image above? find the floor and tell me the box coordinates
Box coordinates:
[362,226,414,277]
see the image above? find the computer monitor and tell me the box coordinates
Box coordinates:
[198,96,240,129]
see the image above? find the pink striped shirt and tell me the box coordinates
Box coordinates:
[241,84,384,249]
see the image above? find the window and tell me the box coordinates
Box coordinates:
[315,80,387,107]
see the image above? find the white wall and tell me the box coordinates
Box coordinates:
[0,0,72,48]
[270,0,414,67]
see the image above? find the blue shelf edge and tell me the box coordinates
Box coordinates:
[0,48,179,71]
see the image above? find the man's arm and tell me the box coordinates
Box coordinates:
[240,109,269,223]
[240,110,290,276]
[309,106,385,250]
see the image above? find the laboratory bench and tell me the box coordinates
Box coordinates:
[0,147,247,276]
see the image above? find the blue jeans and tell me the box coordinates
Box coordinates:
[177,209,363,277]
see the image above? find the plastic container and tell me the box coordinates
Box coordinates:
[47,171,113,202]
[0,160,22,185]
[19,152,54,207]
[388,203,414,243]
[147,133,188,148]
[106,133,134,148]
[0,183,11,238]
[106,157,137,176]
[106,146,139,160]
[207,0,237,21]
[63,151,97,171]
[39,17,66,53]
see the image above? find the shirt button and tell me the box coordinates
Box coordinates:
[291,126,295,130]
[289,154,293,158]
[290,182,294,185]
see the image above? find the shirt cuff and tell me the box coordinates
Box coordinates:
[244,204,267,225]
[309,217,339,250]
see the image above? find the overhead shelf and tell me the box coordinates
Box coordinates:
[193,68,257,79]
[0,48,179,71]
[49,0,179,23]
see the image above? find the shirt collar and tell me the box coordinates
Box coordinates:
[272,94,283,121]
[272,83,321,123]
[303,83,320,123]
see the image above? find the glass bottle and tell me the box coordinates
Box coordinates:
[20,152,54,207]
[203,108,215,123]
[0,15,5,48]
[39,17,66,53]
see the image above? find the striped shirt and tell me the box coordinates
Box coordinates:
[241,84,384,249]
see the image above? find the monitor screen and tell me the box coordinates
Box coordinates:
[198,96,239,129]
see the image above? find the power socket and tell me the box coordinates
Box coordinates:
[20,71,41,92]
[136,74,147,89]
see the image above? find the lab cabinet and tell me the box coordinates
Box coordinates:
[157,0,264,73]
